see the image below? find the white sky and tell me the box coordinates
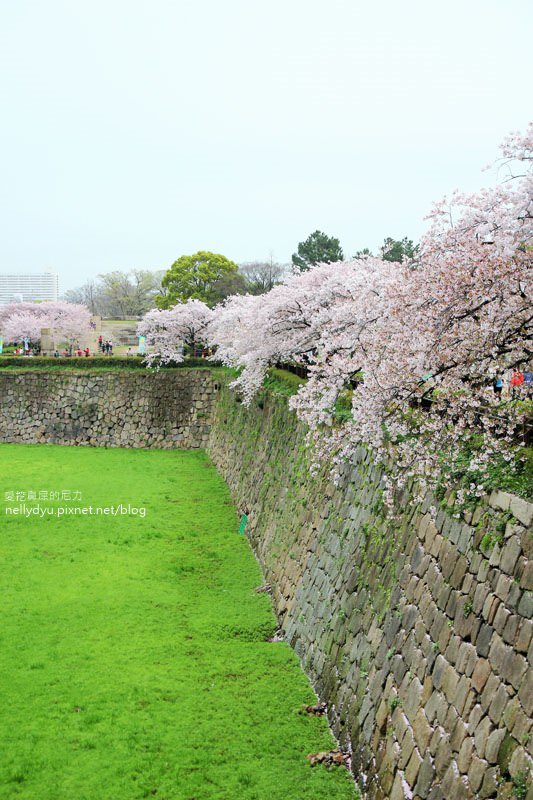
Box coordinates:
[1,0,531,292]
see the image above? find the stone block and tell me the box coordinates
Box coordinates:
[405,747,423,786]
[500,537,522,575]
[441,664,460,705]
[453,675,474,717]
[474,714,493,759]
[511,706,532,744]
[488,682,510,725]
[515,619,533,653]
[399,725,416,769]
[471,658,491,693]
[456,642,478,677]
[450,717,468,752]
[404,677,424,723]
[476,624,494,658]
[480,673,500,713]
[450,555,469,590]
[502,651,528,691]
[509,745,533,778]
[458,736,474,773]
[510,496,533,528]
[521,562,533,592]
[414,754,436,799]
[444,634,461,665]
[495,573,513,602]
[441,762,469,799]
[518,591,533,618]
[434,733,452,778]
[489,632,512,674]
[432,654,448,691]
[425,691,442,724]
[493,603,512,636]
[489,490,512,512]
[485,728,506,764]
[413,709,433,752]
[479,766,499,798]
[502,613,521,646]
[518,668,533,716]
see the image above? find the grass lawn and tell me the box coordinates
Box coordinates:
[0,445,356,800]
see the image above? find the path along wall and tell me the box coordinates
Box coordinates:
[0,370,218,448]
[207,385,533,800]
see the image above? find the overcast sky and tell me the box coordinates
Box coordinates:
[1,0,531,292]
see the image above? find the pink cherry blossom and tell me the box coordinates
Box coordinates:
[140,124,532,502]
[0,301,91,346]
[138,300,214,364]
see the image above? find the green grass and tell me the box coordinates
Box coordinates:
[0,445,356,800]
[263,368,306,397]
[0,357,218,370]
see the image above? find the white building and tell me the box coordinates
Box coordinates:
[0,272,59,305]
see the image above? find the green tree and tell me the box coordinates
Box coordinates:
[291,230,344,272]
[380,237,418,263]
[64,270,164,317]
[156,251,240,308]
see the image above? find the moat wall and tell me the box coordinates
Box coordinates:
[0,370,218,448]
[208,385,533,800]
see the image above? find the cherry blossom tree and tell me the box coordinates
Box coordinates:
[139,124,532,503]
[137,299,214,364]
[211,124,532,501]
[0,301,91,347]
[2,311,43,346]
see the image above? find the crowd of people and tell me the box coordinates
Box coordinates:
[10,338,139,358]
[97,336,114,355]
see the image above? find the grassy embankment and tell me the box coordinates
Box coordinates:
[0,445,356,800]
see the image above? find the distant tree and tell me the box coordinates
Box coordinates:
[156,252,240,308]
[239,257,288,294]
[291,231,344,272]
[64,270,164,318]
[64,280,100,315]
[353,247,373,258]
[380,237,418,263]
[210,270,247,301]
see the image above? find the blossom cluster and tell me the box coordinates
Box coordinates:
[0,301,91,346]
[137,300,214,365]
[140,126,532,500]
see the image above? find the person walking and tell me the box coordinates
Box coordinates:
[510,369,524,398]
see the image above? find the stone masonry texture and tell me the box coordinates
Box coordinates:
[207,384,533,800]
[1,370,532,798]
[0,370,218,448]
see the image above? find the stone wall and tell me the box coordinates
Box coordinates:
[208,386,533,800]
[0,370,218,448]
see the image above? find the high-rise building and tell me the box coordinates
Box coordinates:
[0,272,59,305]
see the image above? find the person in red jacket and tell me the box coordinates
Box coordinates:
[510,369,524,398]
